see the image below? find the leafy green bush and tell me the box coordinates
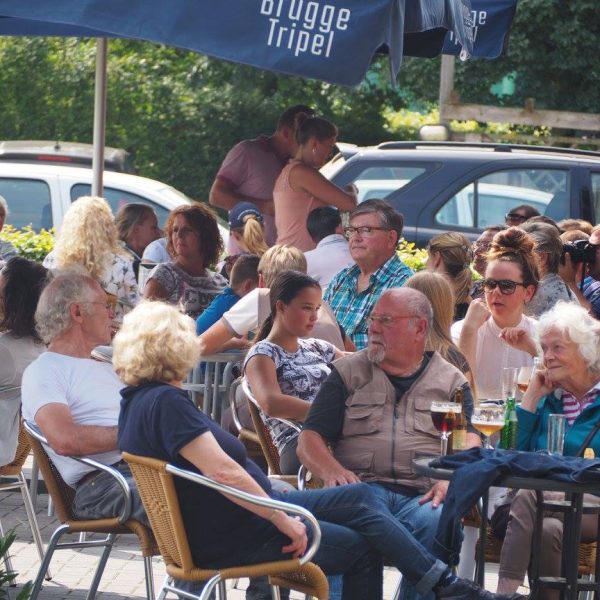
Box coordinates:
[0,530,32,599]
[397,238,428,272]
[0,226,54,263]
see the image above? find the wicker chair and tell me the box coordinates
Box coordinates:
[241,378,300,486]
[123,452,329,600]
[228,377,265,466]
[23,421,158,600]
[0,421,47,579]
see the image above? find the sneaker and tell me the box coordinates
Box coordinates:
[436,577,527,600]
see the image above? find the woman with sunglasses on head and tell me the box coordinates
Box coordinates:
[452,227,540,400]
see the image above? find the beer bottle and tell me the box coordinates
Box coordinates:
[500,397,518,449]
[452,386,468,452]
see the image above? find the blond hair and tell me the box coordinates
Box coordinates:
[257,244,307,287]
[236,216,268,256]
[52,196,124,280]
[427,232,473,305]
[113,301,201,385]
[404,272,455,360]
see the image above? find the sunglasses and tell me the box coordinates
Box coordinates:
[505,212,528,222]
[482,278,527,295]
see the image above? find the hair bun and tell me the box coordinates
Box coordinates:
[492,226,536,255]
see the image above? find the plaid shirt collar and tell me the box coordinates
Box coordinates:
[325,253,413,350]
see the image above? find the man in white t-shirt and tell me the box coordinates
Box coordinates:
[21,271,147,524]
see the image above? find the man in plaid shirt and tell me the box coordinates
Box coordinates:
[324,199,413,349]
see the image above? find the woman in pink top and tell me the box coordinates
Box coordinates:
[273,115,357,251]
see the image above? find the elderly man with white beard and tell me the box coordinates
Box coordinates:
[298,287,480,600]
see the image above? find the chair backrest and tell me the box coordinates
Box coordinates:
[25,430,77,523]
[0,422,31,476]
[122,452,196,573]
[240,379,287,476]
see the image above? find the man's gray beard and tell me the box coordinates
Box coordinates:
[367,344,386,364]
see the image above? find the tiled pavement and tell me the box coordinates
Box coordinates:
[1,486,528,599]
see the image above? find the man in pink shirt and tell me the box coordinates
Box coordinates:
[209,105,315,254]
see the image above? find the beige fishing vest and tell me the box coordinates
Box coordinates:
[333,350,467,492]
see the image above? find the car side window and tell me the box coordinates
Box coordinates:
[351,165,429,203]
[70,184,170,227]
[591,173,600,224]
[436,169,570,228]
[0,178,53,230]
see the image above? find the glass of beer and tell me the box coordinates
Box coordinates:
[517,366,534,394]
[430,401,462,455]
[472,405,505,449]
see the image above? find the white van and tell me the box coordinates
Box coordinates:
[0,162,229,245]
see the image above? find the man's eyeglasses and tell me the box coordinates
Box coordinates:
[85,301,115,311]
[366,314,416,327]
[344,226,390,239]
[505,212,528,223]
[482,278,527,295]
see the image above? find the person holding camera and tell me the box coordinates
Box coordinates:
[558,227,600,318]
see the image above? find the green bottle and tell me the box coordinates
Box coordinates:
[501,397,518,449]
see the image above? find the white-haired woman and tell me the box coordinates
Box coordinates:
[43,196,139,324]
[496,301,600,600]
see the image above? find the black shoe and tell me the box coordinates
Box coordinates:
[436,577,527,600]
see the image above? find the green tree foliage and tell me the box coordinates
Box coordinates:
[398,0,600,113]
[0,38,401,203]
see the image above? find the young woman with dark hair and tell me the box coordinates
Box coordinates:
[244,270,345,474]
[0,257,49,464]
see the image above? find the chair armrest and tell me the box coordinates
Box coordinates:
[165,463,322,565]
[23,420,133,525]
[241,378,302,434]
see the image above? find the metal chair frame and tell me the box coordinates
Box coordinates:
[23,421,157,600]
[123,452,328,600]
[0,421,48,582]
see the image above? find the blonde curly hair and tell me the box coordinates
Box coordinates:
[113,301,201,386]
[52,196,125,280]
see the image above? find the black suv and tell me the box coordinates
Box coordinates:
[322,142,600,245]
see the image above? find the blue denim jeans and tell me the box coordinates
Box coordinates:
[280,482,447,598]
[367,483,444,600]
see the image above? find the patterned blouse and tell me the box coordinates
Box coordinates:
[43,250,139,324]
[525,273,578,318]
[244,338,337,453]
[147,262,227,319]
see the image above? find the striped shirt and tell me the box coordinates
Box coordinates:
[323,253,413,350]
[560,384,600,425]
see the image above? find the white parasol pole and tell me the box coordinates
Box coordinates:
[92,37,107,197]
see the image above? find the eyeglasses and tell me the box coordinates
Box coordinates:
[505,213,528,223]
[482,278,527,295]
[85,301,116,311]
[366,314,416,327]
[344,226,391,239]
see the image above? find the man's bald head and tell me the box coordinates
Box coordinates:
[377,288,433,334]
